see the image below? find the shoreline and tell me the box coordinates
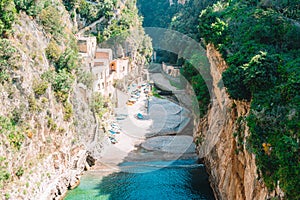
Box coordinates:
[63,81,196,199]
[92,84,194,166]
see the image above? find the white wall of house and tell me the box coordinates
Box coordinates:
[114,59,129,79]
[77,37,126,98]
[92,49,114,97]
[92,66,107,95]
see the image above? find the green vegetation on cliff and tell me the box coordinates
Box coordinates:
[138,0,299,198]
[0,0,16,37]
[137,0,216,116]
[0,0,81,197]
[0,0,151,198]
[63,0,117,24]
[199,0,300,199]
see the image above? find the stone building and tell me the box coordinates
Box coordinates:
[77,36,97,70]
[162,62,181,77]
[77,36,130,97]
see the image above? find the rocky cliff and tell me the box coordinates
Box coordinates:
[195,44,270,200]
[0,1,152,199]
[0,5,96,200]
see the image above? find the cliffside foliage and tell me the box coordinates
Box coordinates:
[0,0,16,37]
[96,1,141,41]
[199,0,300,198]
[96,2,136,42]
[63,0,117,24]
[137,0,215,116]
[0,0,78,195]
[180,57,210,116]
[0,0,153,198]
[0,39,18,83]
[95,0,152,64]
[14,0,45,17]
[138,0,181,28]
[91,92,109,118]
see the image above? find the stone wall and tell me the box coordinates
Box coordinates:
[162,62,180,78]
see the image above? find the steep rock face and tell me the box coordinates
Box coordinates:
[0,9,95,200]
[0,0,152,199]
[195,44,268,200]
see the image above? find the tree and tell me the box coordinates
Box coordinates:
[0,0,16,37]
[14,0,44,16]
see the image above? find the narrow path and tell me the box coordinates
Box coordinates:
[77,16,106,36]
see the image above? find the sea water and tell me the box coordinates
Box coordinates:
[65,159,215,200]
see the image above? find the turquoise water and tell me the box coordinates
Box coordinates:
[65,159,215,200]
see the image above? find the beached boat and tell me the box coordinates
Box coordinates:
[109,129,117,134]
[136,113,144,120]
[108,136,117,144]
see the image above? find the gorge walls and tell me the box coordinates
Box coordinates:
[195,44,269,200]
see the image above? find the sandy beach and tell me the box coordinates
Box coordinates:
[91,83,196,171]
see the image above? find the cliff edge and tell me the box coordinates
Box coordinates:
[195,44,270,200]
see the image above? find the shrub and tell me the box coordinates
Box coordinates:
[0,157,10,184]
[62,0,79,11]
[63,102,73,121]
[4,193,10,200]
[222,65,251,101]
[45,40,61,62]
[0,71,10,83]
[8,131,25,150]
[46,116,57,131]
[14,0,45,17]
[38,6,63,38]
[42,69,74,102]
[33,78,48,97]
[55,49,78,72]
[76,69,93,89]
[0,0,16,37]
[11,104,26,125]
[90,93,108,118]
[0,116,25,150]
[28,95,41,112]
[15,167,24,177]
[0,39,18,84]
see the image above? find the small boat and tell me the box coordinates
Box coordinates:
[136,113,144,120]
[109,129,117,134]
[111,123,120,129]
[109,136,117,144]
[126,101,134,106]
[128,97,137,102]
[116,116,126,120]
[110,127,121,133]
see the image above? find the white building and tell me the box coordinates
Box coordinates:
[77,36,97,69]
[93,48,114,97]
[109,58,129,80]
[77,36,131,97]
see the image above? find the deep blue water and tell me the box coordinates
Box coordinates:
[65,159,215,200]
